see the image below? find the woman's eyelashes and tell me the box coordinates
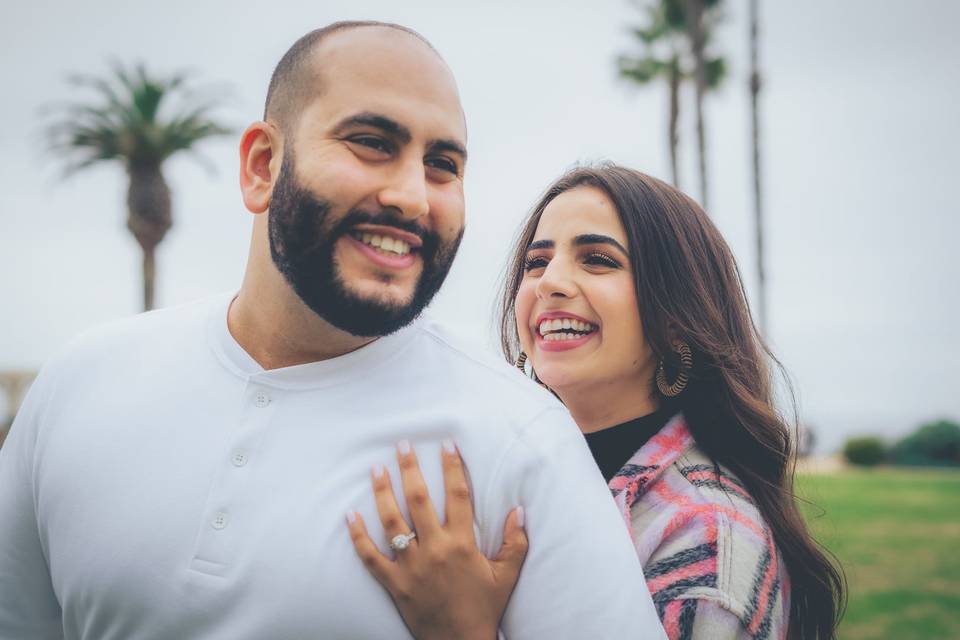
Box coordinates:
[523,255,549,272]
[523,250,623,273]
[584,252,621,269]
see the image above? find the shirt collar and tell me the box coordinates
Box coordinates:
[608,413,694,525]
[206,293,423,390]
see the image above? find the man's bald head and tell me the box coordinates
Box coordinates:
[263,21,441,134]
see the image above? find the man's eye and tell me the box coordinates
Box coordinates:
[350,136,392,153]
[524,256,549,272]
[426,156,458,175]
[584,252,621,268]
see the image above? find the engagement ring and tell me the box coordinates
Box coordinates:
[389,532,416,551]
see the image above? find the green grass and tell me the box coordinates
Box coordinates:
[797,468,960,639]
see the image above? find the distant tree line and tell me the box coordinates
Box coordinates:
[844,420,960,468]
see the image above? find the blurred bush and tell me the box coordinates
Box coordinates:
[843,436,887,466]
[890,419,960,467]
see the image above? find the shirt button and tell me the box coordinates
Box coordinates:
[212,512,229,530]
[253,390,271,408]
[231,451,248,467]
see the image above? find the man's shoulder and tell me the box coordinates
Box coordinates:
[52,295,223,370]
[415,318,555,393]
[409,318,568,427]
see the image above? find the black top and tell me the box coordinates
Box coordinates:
[585,408,674,482]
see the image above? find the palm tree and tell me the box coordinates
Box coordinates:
[618,0,726,207]
[680,0,725,210]
[748,0,767,333]
[618,0,688,187]
[46,63,231,311]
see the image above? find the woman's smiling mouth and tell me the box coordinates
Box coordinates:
[535,313,599,350]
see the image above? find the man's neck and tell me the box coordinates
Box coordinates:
[554,375,659,435]
[228,285,376,371]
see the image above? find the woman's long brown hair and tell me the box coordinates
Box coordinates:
[499,165,845,639]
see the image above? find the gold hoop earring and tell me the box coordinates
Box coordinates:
[656,340,693,397]
[515,351,550,391]
[515,351,528,372]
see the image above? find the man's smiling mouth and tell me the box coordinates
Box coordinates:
[351,231,413,256]
[347,223,424,259]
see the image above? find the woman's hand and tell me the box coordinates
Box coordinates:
[346,439,528,640]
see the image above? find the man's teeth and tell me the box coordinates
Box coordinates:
[538,318,597,336]
[359,233,411,256]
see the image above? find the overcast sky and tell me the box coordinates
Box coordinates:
[2,0,958,452]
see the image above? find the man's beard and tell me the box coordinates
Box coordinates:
[267,152,463,338]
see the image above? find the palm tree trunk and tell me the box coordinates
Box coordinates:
[749,0,767,333]
[142,246,156,311]
[668,56,681,187]
[683,0,709,210]
[126,162,172,312]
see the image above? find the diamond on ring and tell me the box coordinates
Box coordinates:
[389,532,416,551]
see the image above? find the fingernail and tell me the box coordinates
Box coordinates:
[442,438,457,454]
[397,439,411,455]
[372,463,385,479]
[516,506,525,528]
[346,510,357,525]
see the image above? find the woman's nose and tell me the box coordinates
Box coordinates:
[535,258,577,299]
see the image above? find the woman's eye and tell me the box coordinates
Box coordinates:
[426,156,458,175]
[524,256,549,272]
[584,252,621,268]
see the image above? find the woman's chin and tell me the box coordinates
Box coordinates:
[534,367,580,391]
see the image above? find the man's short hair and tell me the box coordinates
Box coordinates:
[263,21,435,133]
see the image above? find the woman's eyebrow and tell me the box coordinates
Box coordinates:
[573,234,628,254]
[526,239,554,251]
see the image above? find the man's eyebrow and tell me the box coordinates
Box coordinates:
[526,239,554,252]
[331,112,411,144]
[573,234,628,255]
[331,112,467,161]
[427,138,468,162]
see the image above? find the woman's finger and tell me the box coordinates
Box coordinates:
[440,439,475,537]
[371,463,418,554]
[346,510,399,590]
[490,506,529,593]
[395,440,442,538]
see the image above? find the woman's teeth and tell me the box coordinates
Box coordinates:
[543,332,590,341]
[538,318,597,337]
[355,232,411,256]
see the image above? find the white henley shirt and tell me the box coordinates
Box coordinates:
[0,295,664,639]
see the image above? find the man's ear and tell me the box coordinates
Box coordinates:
[239,121,283,214]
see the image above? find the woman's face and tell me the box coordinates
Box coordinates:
[515,186,657,393]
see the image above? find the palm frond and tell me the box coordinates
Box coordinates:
[618,0,726,94]
[44,61,233,174]
[704,56,727,89]
[619,0,688,83]
[618,55,669,85]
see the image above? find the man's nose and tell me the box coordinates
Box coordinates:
[377,159,429,220]
[535,258,578,300]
